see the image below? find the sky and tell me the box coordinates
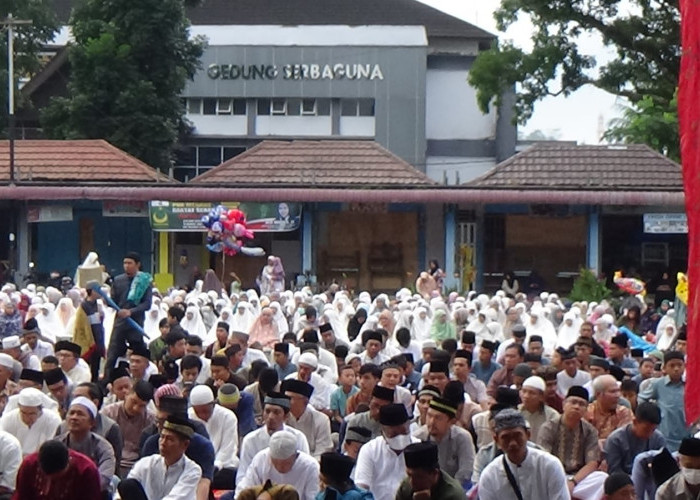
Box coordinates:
[419,0,623,144]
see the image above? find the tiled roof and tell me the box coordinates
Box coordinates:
[0,140,173,183]
[191,140,436,187]
[52,0,495,40]
[466,143,683,191]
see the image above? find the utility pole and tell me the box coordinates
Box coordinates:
[1,13,33,182]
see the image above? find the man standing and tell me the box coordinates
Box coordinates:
[638,350,687,452]
[106,252,152,378]
[236,430,320,500]
[101,379,155,477]
[13,440,101,499]
[412,396,475,485]
[188,385,239,489]
[478,409,570,500]
[537,386,607,500]
[604,401,665,475]
[354,404,419,500]
[56,397,116,495]
[282,379,333,460]
[119,416,201,500]
[396,442,466,500]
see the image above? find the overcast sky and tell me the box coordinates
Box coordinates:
[419,0,623,144]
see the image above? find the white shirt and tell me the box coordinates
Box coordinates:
[4,392,59,414]
[236,449,320,500]
[22,340,54,362]
[359,351,389,366]
[0,407,61,455]
[285,372,334,411]
[188,404,239,469]
[556,370,591,397]
[285,405,333,459]
[291,347,338,382]
[478,447,570,500]
[128,453,202,500]
[237,424,310,484]
[176,356,212,385]
[242,348,270,368]
[355,434,420,500]
[0,430,21,491]
[65,363,92,385]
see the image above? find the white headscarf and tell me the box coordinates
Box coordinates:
[180,305,207,339]
[230,302,255,333]
[144,304,165,341]
[557,311,580,349]
[36,303,63,344]
[411,306,432,342]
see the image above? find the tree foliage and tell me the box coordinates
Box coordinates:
[42,0,205,171]
[604,94,679,161]
[468,0,679,154]
[1,0,59,131]
[568,268,613,302]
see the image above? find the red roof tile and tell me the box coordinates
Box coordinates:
[466,143,682,191]
[191,140,436,187]
[0,140,173,183]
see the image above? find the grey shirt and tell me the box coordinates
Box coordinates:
[413,424,475,483]
[56,431,116,492]
[604,423,666,475]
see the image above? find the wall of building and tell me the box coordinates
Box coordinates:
[182,43,428,168]
[35,202,153,277]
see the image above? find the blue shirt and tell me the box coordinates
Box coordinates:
[610,356,640,376]
[471,360,502,385]
[274,362,297,381]
[331,385,359,417]
[639,375,688,451]
[141,432,215,480]
[604,423,666,474]
[235,391,257,437]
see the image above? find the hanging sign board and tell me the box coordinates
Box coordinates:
[643,213,688,234]
[149,201,302,232]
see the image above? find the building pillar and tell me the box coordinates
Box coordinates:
[475,207,485,292]
[303,205,313,274]
[444,204,457,290]
[15,205,29,284]
[587,207,601,276]
[154,232,174,290]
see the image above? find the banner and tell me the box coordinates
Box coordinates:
[149,201,302,232]
[679,0,700,425]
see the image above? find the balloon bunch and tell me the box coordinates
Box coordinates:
[613,270,646,296]
[201,206,265,257]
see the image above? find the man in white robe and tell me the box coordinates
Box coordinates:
[0,387,61,456]
[355,403,420,500]
[188,385,239,489]
[236,430,320,500]
[479,408,570,500]
[119,416,201,500]
[237,392,310,485]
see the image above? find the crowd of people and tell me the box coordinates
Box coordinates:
[0,251,692,500]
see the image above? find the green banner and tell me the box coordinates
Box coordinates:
[149,201,302,232]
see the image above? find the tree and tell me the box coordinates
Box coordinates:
[1,1,59,133]
[568,268,612,302]
[42,0,205,171]
[604,95,680,161]
[468,0,679,155]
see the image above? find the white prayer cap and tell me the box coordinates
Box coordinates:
[189,385,215,406]
[18,387,44,407]
[269,430,298,459]
[0,353,13,370]
[70,396,97,418]
[298,352,318,369]
[345,352,361,365]
[2,336,20,349]
[522,376,546,393]
[422,340,437,350]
